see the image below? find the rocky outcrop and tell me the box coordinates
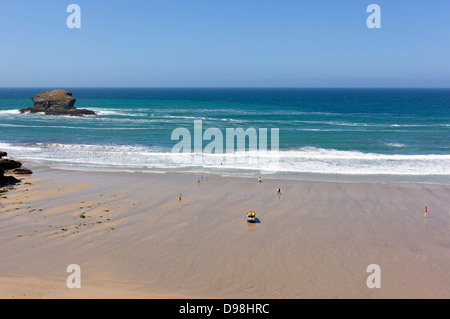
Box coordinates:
[0,169,19,186]
[19,90,96,116]
[0,158,22,170]
[0,153,5,185]
[13,168,33,175]
[0,167,7,185]
[0,152,30,186]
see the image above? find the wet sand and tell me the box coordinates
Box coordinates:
[1,166,449,298]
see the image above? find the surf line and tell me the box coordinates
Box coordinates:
[170,119,280,170]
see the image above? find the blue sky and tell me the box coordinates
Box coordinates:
[0,0,449,87]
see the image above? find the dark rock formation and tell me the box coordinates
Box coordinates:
[19,89,96,116]
[0,152,6,184]
[13,168,33,175]
[0,158,22,170]
[0,168,19,186]
[0,167,19,186]
[0,168,6,185]
[0,152,31,186]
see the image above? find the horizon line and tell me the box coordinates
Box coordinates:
[1,86,450,90]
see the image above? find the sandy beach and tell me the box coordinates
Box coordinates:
[1,165,449,299]
[2,0,450,303]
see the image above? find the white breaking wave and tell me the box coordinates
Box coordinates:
[1,142,450,176]
[89,108,149,117]
[0,109,20,115]
[384,142,407,148]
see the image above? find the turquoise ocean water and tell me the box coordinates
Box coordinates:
[1,88,450,181]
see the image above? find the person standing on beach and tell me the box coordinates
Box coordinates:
[179,193,182,203]
[277,188,282,200]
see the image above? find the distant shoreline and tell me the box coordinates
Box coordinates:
[17,160,450,187]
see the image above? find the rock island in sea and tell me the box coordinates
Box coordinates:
[19,89,96,116]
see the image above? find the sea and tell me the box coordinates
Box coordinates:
[1,88,450,182]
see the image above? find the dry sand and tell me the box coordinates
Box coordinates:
[1,166,449,299]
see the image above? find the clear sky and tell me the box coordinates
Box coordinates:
[0,0,449,87]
